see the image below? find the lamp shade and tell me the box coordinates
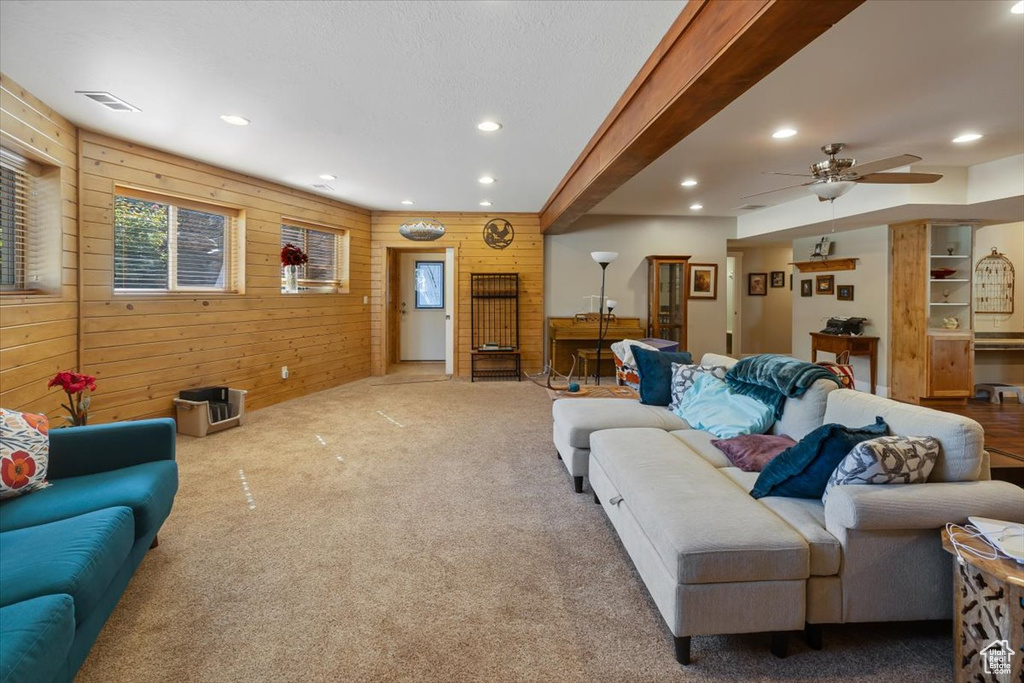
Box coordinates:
[606,299,618,310]
[809,180,855,201]
[591,251,619,265]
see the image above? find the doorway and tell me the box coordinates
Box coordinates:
[727,253,742,356]
[386,247,455,375]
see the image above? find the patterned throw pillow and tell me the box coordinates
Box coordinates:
[822,435,940,503]
[668,363,728,411]
[0,408,51,499]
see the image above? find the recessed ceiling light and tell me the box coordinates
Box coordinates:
[690,204,703,210]
[477,121,502,132]
[220,114,250,126]
[478,176,496,184]
[1012,1,1023,14]
[772,128,797,139]
[401,200,414,205]
[952,132,983,143]
[479,201,492,207]
[318,174,337,180]
[681,179,698,187]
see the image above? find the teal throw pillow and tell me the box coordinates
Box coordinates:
[750,417,889,499]
[633,347,694,406]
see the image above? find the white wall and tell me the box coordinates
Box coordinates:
[544,215,734,359]
[731,245,793,355]
[974,221,1024,385]
[791,225,890,395]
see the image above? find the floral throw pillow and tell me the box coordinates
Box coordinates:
[0,408,51,499]
[822,435,939,503]
[668,363,728,411]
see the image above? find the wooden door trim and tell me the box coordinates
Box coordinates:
[540,0,864,234]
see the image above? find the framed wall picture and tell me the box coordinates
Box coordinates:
[688,263,718,299]
[748,272,767,296]
[801,279,813,297]
[770,271,785,288]
[415,261,444,309]
[816,274,835,295]
[837,284,855,301]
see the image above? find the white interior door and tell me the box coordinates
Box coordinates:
[445,247,455,375]
[399,252,445,361]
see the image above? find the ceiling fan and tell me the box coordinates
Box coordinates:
[744,143,943,203]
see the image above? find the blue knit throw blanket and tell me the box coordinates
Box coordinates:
[724,354,841,419]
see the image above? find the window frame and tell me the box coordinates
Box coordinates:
[0,148,44,294]
[280,218,349,294]
[113,186,244,296]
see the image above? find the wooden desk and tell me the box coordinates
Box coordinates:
[942,528,1024,683]
[810,332,879,394]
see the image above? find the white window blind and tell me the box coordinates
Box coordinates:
[281,222,346,290]
[0,149,31,291]
[114,189,240,293]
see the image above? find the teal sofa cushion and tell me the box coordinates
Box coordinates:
[0,461,177,538]
[0,594,75,683]
[0,507,134,624]
[633,347,694,406]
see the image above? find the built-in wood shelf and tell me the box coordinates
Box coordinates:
[789,258,858,273]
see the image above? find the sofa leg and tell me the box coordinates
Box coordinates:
[573,476,584,493]
[805,623,823,650]
[674,636,691,665]
[556,450,562,461]
[593,491,600,505]
[770,632,789,658]
[149,534,159,550]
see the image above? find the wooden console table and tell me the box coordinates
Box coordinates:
[810,332,879,395]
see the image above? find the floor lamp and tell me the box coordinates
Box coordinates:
[591,251,618,385]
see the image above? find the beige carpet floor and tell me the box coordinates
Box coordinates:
[77,379,952,682]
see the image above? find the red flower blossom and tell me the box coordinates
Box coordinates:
[48,371,96,393]
[281,243,309,267]
[1,451,36,489]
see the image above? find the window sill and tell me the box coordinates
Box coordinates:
[113,290,243,297]
[0,290,63,304]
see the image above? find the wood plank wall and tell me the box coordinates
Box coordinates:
[369,213,543,377]
[77,131,372,422]
[0,74,79,417]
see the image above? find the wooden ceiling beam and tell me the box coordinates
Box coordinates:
[539,0,865,234]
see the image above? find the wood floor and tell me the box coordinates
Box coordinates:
[935,398,1023,485]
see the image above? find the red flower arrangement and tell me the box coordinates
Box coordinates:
[48,371,97,426]
[281,243,309,267]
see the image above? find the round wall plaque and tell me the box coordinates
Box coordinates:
[483,218,514,250]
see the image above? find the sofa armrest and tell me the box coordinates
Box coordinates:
[824,481,1024,531]
[47,418,176,479]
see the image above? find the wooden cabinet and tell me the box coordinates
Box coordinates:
[890,221,977,404]
[646,255,689,346]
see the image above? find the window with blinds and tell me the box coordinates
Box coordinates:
[280,221,348,292]
[113,188,241,293]
[0,149,31,291]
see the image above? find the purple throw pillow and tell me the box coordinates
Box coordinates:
[711,434,797,472]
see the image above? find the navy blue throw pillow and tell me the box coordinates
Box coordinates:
[632,347,694,406]
[750,417,889,499]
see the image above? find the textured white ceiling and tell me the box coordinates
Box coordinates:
[594,0,1024,217]
[0,0,684,212]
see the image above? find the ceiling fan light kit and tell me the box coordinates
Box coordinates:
[809,179,856,201]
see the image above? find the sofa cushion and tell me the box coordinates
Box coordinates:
[822,435,939,503]
[0,409,51,500]
[0,594,75,683]
[590,428,809,584]
[668,363,729,411]
[0,507,134,624]
[633,348,694,406]
[757,497,841,576]
[751,418,889,500]
[553,399,688,450]
[823,389,984,482]
[0,460,177,538]
[669,429,731,468]
[773,378,838,442]
[676,375,775,439]
[712,434,796,472]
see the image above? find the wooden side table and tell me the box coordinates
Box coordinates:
[941,528,1024,682]
[810,332,879,394]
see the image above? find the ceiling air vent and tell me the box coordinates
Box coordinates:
[311,184,334,192]
[76,91,141,112]
[735,203,768,211]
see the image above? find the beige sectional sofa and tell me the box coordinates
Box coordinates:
[551,353,1024,664]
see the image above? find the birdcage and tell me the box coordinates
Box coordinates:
[974,247,1015,314]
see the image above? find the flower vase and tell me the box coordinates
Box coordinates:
[284,265,299,294]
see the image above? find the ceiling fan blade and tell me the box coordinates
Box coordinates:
[846,154,922,177]
[740,181,815,200]
[856,172,943,184]
[767,172,813,178]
